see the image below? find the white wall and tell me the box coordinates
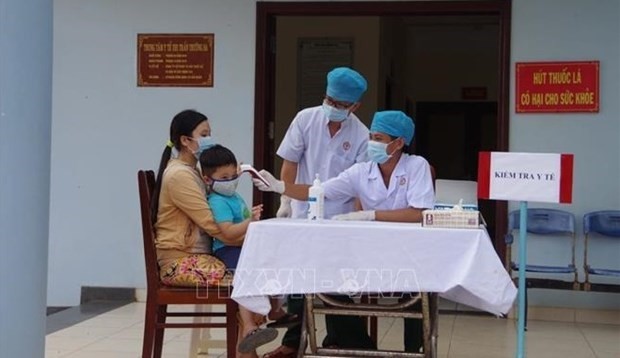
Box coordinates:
[50,0,257,305]
[510,0,620,308]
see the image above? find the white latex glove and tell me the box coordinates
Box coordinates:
[251,169,285,194]
[276,195,292,218]
[332,210,376,221]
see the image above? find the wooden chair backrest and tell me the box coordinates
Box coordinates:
[138,170,160,291]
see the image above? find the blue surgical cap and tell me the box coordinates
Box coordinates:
[326,67,368,103]
[370,111,415,145]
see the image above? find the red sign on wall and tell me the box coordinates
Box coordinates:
[516,61,599,113]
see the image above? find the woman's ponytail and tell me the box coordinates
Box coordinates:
[151,145,173,225]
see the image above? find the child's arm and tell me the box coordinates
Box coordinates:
[215,219,251,246]
[214,204,263,246]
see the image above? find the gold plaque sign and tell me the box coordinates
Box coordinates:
[138,34,214,87]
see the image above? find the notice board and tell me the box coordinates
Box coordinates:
[138,34,214,87]
[297,38,354,110]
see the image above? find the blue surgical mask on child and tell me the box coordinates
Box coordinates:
[193,136,216,159]
[367,140,395,164]
[210,176,240,197]
[322,101,349,122]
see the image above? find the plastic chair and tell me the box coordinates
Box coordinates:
[504,209,579,327]
[583,210,620,292]
[138,170,238,358]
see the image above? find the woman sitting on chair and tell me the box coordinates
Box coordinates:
[151,109,277,356]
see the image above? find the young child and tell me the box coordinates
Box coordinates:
[199,145,299,354]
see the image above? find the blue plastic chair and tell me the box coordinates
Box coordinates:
[583,210,620,291]
[504,209,578,328]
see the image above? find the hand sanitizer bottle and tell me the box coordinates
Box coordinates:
[307,174,324,220]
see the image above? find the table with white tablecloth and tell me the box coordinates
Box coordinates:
[231,218,516,316]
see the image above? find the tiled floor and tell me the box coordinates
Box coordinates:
[46,302,620,358]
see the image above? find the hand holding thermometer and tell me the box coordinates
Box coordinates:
[240,164,270,187]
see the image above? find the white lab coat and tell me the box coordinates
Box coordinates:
[277,106,369,219]
[323,153,435,211]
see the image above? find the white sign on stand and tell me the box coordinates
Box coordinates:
[478,152,573,203]
[477,151,574,358]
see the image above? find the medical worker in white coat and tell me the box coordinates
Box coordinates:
[254,110,435,353]
[276,66,370,219]
[264,67,371,358]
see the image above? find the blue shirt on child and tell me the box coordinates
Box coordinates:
[207,192,250,252]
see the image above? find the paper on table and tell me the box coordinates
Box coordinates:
[240,164,270,187]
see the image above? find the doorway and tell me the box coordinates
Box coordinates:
[253,1,511,257]
[416,101,499,239]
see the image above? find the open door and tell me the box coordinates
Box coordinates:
[254,1,511,259]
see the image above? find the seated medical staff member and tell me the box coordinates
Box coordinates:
[266,67,371,358]
[253,110,435,353]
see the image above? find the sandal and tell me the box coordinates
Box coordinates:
[238,327,278,353]
[266,313,301,329]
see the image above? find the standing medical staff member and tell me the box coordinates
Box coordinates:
[255,110,435,353]
[264,67,370,358]
[277,66,369,219]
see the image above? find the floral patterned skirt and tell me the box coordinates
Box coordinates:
[160,254,232,287]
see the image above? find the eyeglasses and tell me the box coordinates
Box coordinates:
[324,96,354,110]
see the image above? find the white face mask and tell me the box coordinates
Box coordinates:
[210,177,240,197]
[367,139,396,164]
[322,101,349,122]
[192,136,216,159]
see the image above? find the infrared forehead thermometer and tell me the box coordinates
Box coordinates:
[240,164,270,187]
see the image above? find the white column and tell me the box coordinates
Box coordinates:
[0,0,53,356]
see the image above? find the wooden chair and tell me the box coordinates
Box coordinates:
[138,170,238,358]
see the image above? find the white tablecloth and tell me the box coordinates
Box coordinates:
[231,219,516,316]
